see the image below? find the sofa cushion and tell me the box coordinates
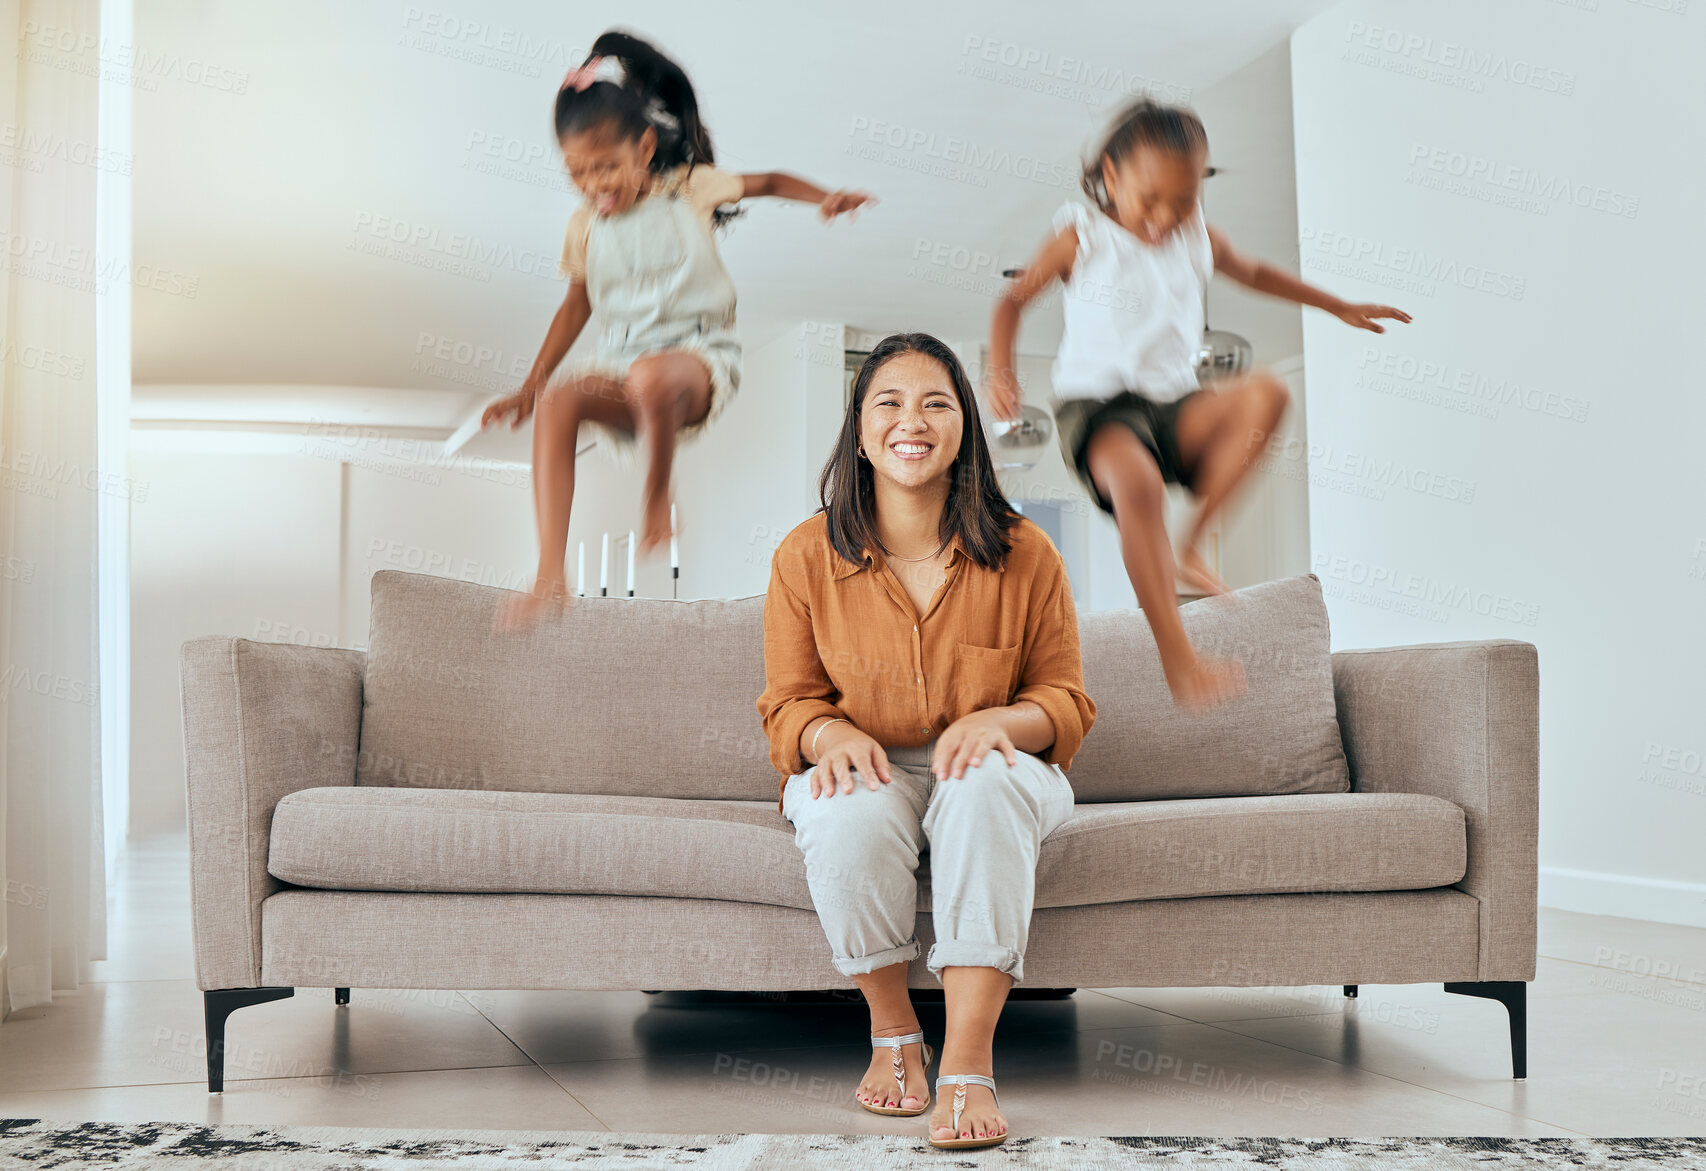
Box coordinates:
[1027,791,1465,908]
[1071,575,1350,801]
[356,572,774,800]
[355,570,1346,803]
[268,787,807,907]
[267,787,1465,909]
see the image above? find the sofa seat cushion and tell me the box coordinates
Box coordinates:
[268,788,810,909]
[269,787,1466,911]
[1027,791,1466,909]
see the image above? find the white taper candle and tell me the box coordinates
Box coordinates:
[600,532,609,595]
[627,529,636,596]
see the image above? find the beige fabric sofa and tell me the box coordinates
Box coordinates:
[181,571,1537,1092]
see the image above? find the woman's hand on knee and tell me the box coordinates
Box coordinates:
[934,711,1019,781]
[811,725,893,798]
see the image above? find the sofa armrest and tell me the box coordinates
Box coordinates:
[181,637,366,990]
[1332,639,1538,982]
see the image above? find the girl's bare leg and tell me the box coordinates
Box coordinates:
[1089,425,1245,708]
[851,963,930,1112]
[624,351,713,555]
[929,966,1011,1143]
[494,373,633,632]
[1172,372,1291,594]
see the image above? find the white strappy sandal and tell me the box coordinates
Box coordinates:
[859,1032,934,1117]
[928,1073,1008,1149]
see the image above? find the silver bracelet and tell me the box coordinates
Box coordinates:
[810,717,848,759]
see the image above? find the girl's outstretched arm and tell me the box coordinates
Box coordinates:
[739,172,875,221]
[483,280,592,430]
[986,226,1078,422]
[1207,224,1412,333]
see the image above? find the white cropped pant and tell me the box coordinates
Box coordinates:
[781,742,1075,984]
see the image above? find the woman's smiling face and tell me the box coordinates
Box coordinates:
[858,351,963,492]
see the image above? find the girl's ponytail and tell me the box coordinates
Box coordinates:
[588,30,715,171]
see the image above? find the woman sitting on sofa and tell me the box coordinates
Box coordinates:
[756,331,1096,1150]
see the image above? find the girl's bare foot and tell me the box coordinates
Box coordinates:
[639,489,675,556]
[492,580,570,633]
[1177,542,1231,597]
[855,1030,930,1113]
[929,1078,1006,1143]
[1165,653,1247,710]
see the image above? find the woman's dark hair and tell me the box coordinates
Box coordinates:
[554,30,738,225]
[1082,97,1208,215]
[819,333,1020,572]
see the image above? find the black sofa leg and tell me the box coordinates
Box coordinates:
[1343,984,1358,998]
[204,987,294,1093]
[1444,980,1527,1079]
[334,987,350,1006]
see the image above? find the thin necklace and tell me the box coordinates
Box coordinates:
[885,541,946,563]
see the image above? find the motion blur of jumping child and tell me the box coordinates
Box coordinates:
[986,98,1409,708]
[483,30,874,629]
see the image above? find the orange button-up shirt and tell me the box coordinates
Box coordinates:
[756,512,1096,807]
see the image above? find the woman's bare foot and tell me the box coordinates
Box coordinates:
[639,488,675,556]
[1165,653,1247,710]
[929,1077,1006,1143]
[1176,542,1231,597]
[492,579,570,633]
[855,1028,930,1113]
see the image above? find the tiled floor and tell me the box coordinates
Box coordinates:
[3,834,1704,1136]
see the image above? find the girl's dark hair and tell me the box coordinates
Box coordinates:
[554,30,738,225]
[1082,97,1208,215]
[819,333,1019,571]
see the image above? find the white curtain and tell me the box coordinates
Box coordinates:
[0,0,119,1013]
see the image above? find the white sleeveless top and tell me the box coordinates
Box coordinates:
[1049,200,1212,404]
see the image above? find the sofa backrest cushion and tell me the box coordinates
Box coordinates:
[1068,575,1350,801]
[356,572,773,800]
[357,570,1347,804]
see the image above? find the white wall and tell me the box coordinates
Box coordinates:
[343,462,538,640]
[675,322,842,599]
[1197,42,1306,368]
[129,452,343,834]
[1196,42,1313,587]
[1293,0,1706,926]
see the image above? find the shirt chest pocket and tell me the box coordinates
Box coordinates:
[952,642,1021,712]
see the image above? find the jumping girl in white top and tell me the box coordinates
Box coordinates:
[987,98,1409,708]
[482,31,873,627]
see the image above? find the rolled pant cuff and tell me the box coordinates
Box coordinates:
[832,940,920,978]
[926,942,1023,983]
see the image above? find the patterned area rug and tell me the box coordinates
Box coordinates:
[2,1121,1705,1169]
